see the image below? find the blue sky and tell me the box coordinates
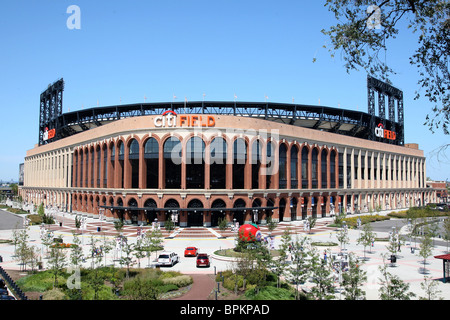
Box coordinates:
[0,0,448,182]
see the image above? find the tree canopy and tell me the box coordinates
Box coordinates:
[321,0,450,134]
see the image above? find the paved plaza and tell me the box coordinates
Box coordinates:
[0,208,449,300]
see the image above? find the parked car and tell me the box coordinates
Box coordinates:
[0,288,8,295]
[157,252,180,267]
[184,247,199,257]
[0,295,15,300]
[196,253,210,268]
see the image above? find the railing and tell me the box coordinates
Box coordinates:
[0,266,28,300]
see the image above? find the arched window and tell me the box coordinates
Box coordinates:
[109,143,115,188]
[117,141,125,188]
[210,137,227,189]
[279,144,287,189]
[144,138,159,189]
[291,145,299,188]
[330,150,336,188]
[186,137,205,189]
[164,137,182,189]
[90,147,94,187]
[301,147,309,189]
[233,138,247,189]
[321,149,328,188]
[96,145,101,187]
[266,141,275,189]
[74,151,78,188]
[129,139,140,189]
[312,148,319,189]
[251,140,262,189]
[102,145,107,187]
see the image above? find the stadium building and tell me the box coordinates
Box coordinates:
[20,77,434,227]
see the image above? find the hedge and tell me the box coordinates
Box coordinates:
[343,214,390,228]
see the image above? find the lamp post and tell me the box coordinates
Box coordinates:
[252,209,258,224]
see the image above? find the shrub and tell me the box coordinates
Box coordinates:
[27,214,43,225]
[162,275,193,288]
[244,286,295,300]
[42,288,67,300]
[343,214,389,228]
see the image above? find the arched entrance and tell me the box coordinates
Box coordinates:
[211,199,226,227]
[252,199,261,224]
[116,197,124,221]
[321,196,327,218]
[266,198,275,222]
[164,199,180,226]
[279,198,286,222]
[128,198,139,224]
[291,198,298,221]
[302,197,308,220]
[311,196,318,218]
[233,198,246,226]
[187,199,204,227]
[144,198,158,224]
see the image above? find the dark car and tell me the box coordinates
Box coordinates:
[0,288,8,295]
[196,253,210,268]
[0,295,15,300]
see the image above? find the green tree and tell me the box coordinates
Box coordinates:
[164,216,175,231]
[70,232,84,268]
[336,224,349,251]
[37,203,45,216]
[308,247,335,300]
[48,241,67,287]
[271,229,292,288]
[341,253,367,300]
[266,215,277,234]
[119,237,135,279]
[419,275,443,300]
[378,254,416,300]
[321,0,450,136]
[113,219,124,233]
[286,235,312,300]
[15,229,31,271]
[143,228,164,267]
[418,226,433,273]
[386,229,400,265]
[357,222,376,259]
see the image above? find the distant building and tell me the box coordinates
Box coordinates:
[426,180,448,203]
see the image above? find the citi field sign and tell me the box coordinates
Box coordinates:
[154,110,216,128]
[374,123,396,141]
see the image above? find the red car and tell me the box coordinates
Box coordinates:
[196,253,210,268]
[184,247,199,257]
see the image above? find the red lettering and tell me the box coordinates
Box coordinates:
[179,115,188,127]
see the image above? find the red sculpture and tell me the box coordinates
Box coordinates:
[238,223,262,242]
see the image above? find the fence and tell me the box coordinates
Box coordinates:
[0,266,28,300]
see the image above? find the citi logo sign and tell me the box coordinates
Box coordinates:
[374,123,396,140]
[154,111,216,128]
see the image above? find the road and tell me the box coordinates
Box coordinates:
[0,209,24,230]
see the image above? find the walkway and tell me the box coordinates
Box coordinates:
[172,274,216,300]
